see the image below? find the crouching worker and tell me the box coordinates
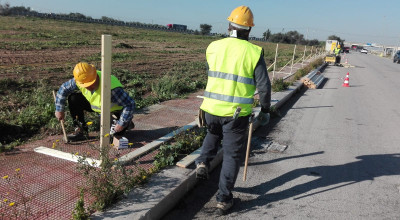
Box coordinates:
[195,5,271,216]
[54,62,135,141]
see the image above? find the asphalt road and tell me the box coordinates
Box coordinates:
[162,52,400,220]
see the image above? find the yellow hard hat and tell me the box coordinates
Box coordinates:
[227,5,254,27]
[73,62,97,87]
[338,45,341,48]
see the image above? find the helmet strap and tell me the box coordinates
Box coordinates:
[230,22,250,30]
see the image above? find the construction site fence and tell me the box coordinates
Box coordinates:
[269,44,326,81]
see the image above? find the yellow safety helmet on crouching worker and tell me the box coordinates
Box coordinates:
[73,62,97,87]
[227,5,254,27]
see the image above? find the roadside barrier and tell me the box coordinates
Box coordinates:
[301,63,328,89]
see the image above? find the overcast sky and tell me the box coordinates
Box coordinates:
[6,0,400,46]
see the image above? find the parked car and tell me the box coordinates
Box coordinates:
[393,51,400,63]
[360,48,368,54]
[343,47,350,53]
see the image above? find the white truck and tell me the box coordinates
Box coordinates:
[325,40,338,53]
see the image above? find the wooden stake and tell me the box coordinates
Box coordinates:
[272,44,279,83]
[100,35,112,164]
[302,46,307,66]
[243,117,254,181]
[290,45,297,75]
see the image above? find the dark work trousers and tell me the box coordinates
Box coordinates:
[68,92,93,128]
[196,112,249,202]
[335,55,341,64]
[68,92,123,131]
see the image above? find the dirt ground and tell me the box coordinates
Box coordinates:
[0,44,203,82]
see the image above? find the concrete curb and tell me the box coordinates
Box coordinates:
[92,64,327,219]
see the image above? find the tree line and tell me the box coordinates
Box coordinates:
[263,29,322,46]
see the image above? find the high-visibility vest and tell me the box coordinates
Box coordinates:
[200,37,262,117]
[334,48,341,55]
[77,71,124,113]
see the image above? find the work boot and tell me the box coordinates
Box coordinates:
[216,199,234,216]
[67,127,88,142]
[196,162,209,180]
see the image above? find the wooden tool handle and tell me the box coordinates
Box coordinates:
[52,90,68,143]
[243,121,253,181]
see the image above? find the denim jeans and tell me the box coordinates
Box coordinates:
[196,112,249,202]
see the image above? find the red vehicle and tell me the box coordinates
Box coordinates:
[166,24,187,31]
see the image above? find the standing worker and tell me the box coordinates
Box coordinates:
[334,44,341,65]
[195,5,271,215]
[54,62,135,141]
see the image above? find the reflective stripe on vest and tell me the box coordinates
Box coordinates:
[208,71,255,86]
[203,91,254,104]
[78,71,124,113]
[200,38,262,117]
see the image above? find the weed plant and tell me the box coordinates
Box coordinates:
[153,127,207,170]
[291,57,324,83]
[272,78,291,92]
[1,169,36,219]
[0,79,59,152]
[71,189,90,220]
[73,131,152,215]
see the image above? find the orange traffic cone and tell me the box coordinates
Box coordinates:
[345,58,348,64]
[342,73,350,87]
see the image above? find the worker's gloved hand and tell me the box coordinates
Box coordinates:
[256,112,270,126]
[110,119,125,136]
[110,120,118,135]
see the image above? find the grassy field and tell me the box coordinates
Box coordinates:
[0,15,316,150]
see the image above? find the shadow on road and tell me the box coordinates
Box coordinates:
[248,151,324,167]
[234,153,400,213]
